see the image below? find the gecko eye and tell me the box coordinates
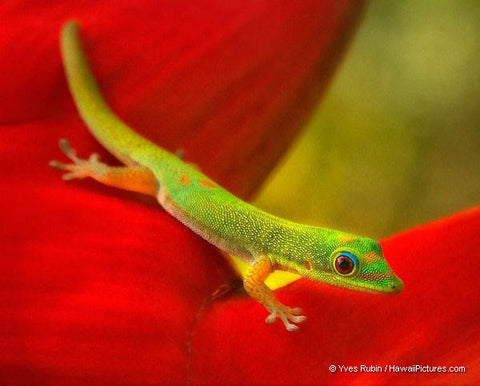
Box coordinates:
[334,252,358,276]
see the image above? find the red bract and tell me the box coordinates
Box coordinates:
[3,1,477,385]
[0,0,364,199]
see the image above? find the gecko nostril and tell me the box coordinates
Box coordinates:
[390,279,404,293]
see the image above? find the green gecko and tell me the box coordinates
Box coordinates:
[51,21,403,331]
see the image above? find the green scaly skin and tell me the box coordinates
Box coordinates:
[54,21,403,331]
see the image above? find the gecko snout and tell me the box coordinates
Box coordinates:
[389,276,404,294]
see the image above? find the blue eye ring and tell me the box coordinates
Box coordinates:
[332,250,359,276]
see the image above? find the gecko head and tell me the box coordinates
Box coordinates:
[304,235,403,294]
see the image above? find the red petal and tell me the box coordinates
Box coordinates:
[0,0,364,198]
[1,184,234,384]
[0,0,369,384]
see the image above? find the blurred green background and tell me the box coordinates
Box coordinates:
[256,0,479,238]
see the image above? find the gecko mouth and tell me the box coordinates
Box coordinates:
[353,278,403,294]
[330,275,404,295]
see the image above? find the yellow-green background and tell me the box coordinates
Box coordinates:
[256,0,479,239]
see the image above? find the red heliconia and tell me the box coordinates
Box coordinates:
[1,1,478,385]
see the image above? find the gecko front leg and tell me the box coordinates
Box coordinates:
[50,139,158,196]
[244,255,306,331]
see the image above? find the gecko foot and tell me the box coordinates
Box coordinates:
[50,139,107,180]
[265,305,306,331]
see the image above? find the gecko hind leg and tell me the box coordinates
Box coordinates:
[50,139,158,196]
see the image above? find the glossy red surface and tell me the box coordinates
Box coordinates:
[4,1,477,385]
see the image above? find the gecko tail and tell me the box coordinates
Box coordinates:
[60,21,163,166]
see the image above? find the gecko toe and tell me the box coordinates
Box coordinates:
[62,172,79,180]
[289,307,303,314]
[291,315,307,324]
[286,323,299,332]
[88,153,100,162]
[52,139,102,181]
[265,311,277,324]
[59,138,80,162]
[49,160,66,169]
[278,311,299,331]
[265,305,306,331]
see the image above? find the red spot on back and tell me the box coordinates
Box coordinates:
[179,174,191,186]
[199,179,216,189]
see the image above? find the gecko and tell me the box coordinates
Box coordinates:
[51,21,403,331]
